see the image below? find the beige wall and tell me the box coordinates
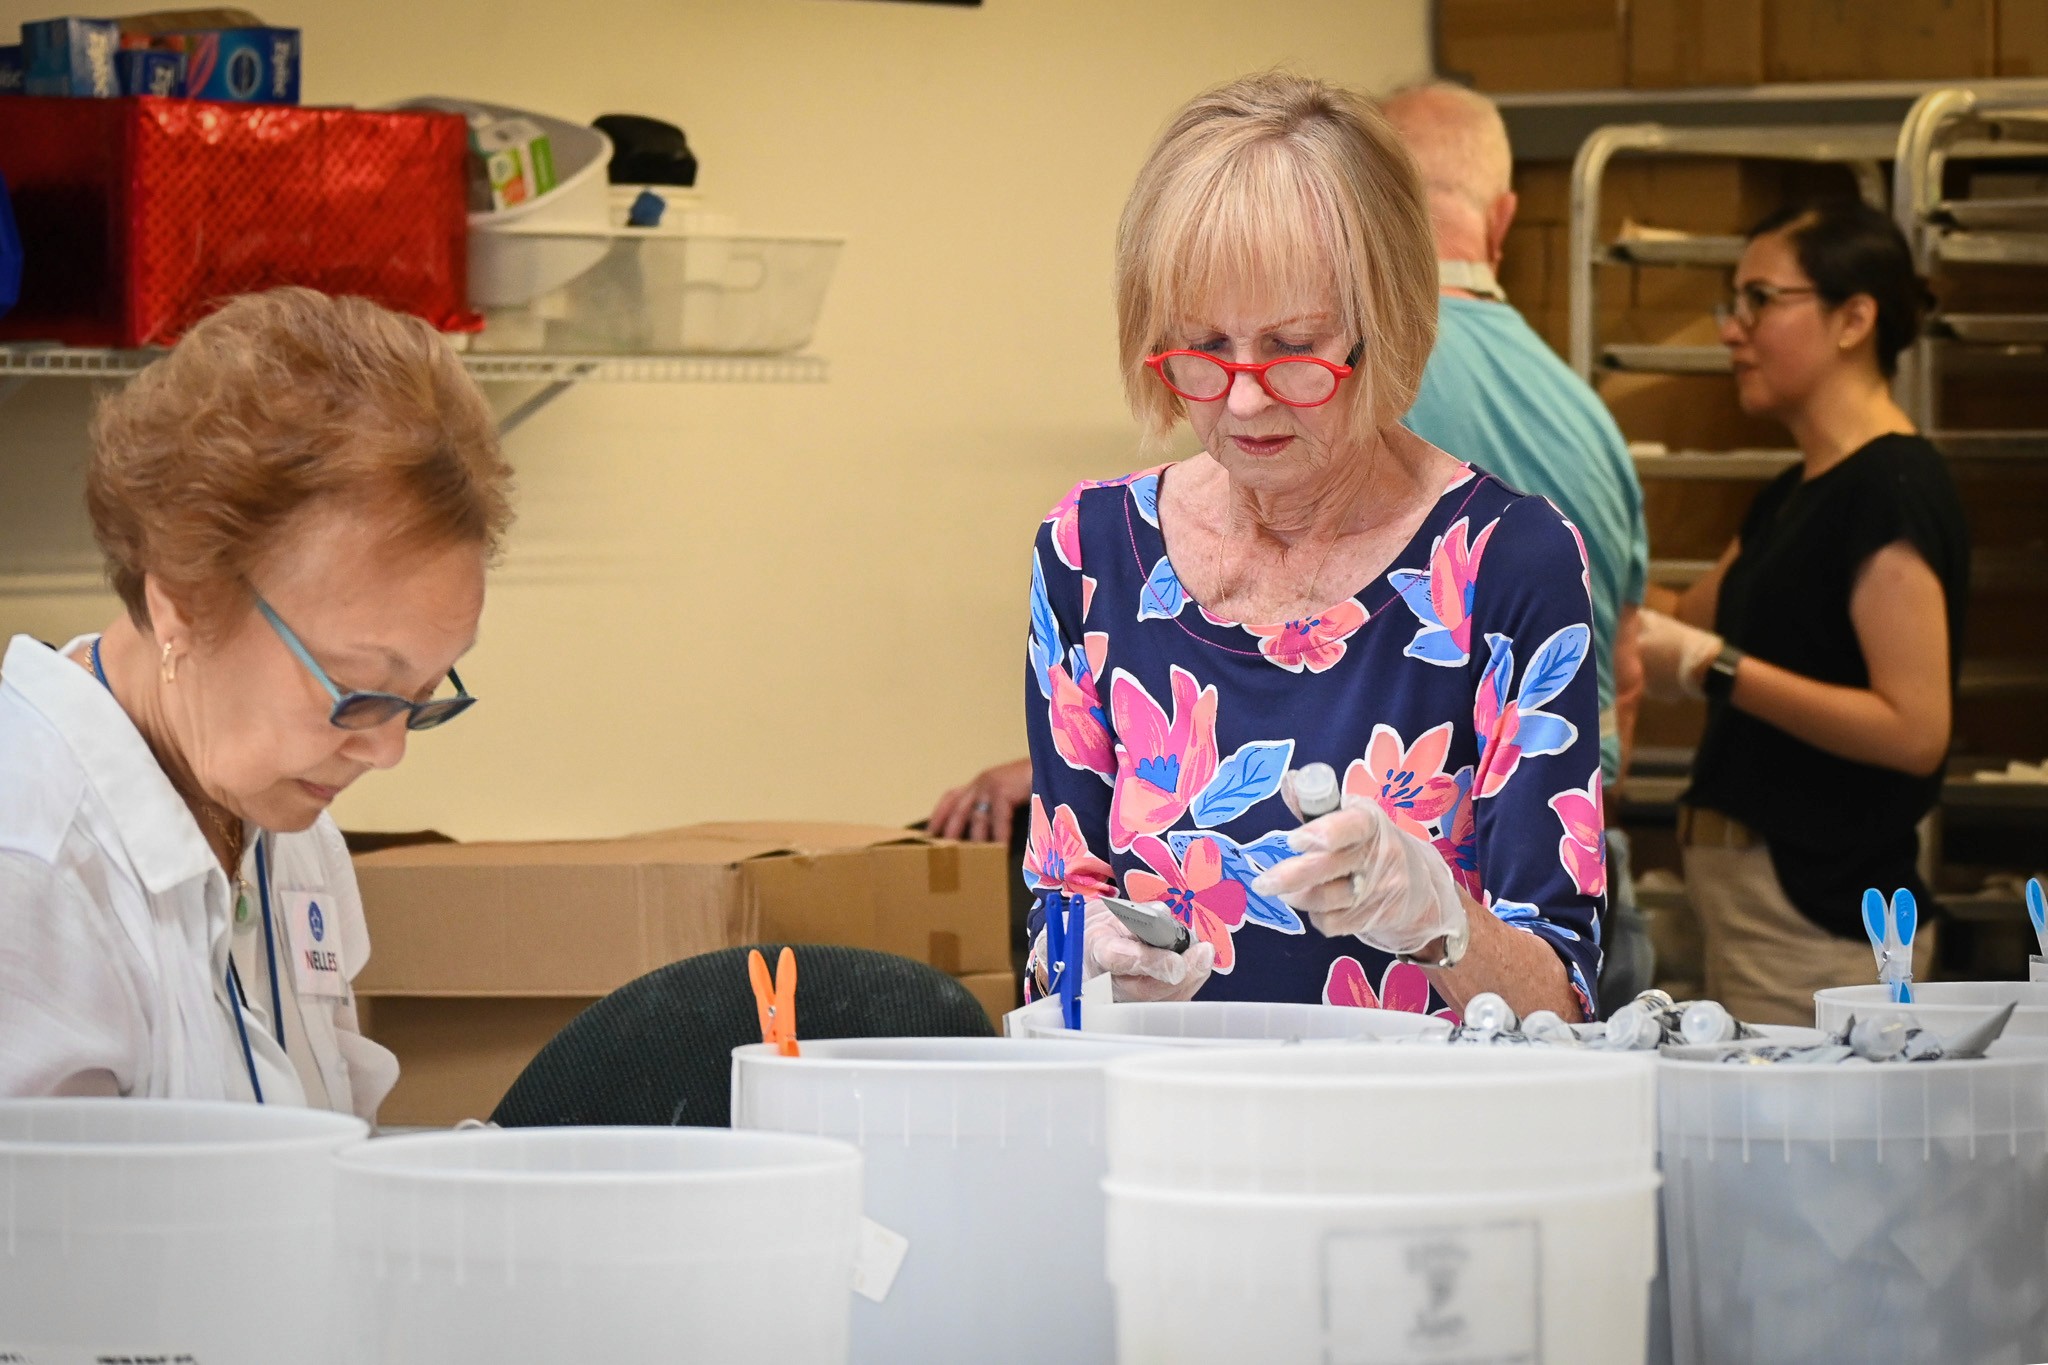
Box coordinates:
[0,0,1428,840]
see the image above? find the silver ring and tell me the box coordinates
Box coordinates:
[973,800,992,814]
[1348,871,1368,906]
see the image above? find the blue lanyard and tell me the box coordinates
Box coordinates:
[91,637,280,1102]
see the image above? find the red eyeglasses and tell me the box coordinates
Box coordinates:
[1144,340,1366,408]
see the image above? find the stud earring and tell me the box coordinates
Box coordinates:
[160,640,177,684]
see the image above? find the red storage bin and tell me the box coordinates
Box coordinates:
[0,96,478,347]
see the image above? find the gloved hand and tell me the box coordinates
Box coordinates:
[1251,795,1466,957]
[1085,902,1216,1002]
[1638,608,1722,701]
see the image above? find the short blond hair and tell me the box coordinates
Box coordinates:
[88,288,514,637]
[1115,71,1438,445]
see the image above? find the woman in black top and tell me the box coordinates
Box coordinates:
[1638,201,1969,1025]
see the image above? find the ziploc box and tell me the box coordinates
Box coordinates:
[471,114,557,210]
[170,26,298,103]
[115,47,181,97]
[0,46,22,94]
[23,17,121,97]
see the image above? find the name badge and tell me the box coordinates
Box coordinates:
[282,890,346,999]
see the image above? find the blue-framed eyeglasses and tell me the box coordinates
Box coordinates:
[255,595,476,732]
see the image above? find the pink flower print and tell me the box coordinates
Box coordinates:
[1023,796,1115,898]
[1081,575,1098,620]
[1046,633,1115,780]
[1322,956,1438,1015]
[1107,665,1220,851]
[1549,774,1607,898]
[1432,766,1482,902]
[1342,722,1460,841]
[1244,597,1368,673]
[1562,514,1593,600]
[1043,468,1164,570]
[1126,834,1247,974]
[1387,516,1498,667]
[1472,633,1525,801]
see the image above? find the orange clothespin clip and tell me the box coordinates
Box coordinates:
[748,947,801,1057]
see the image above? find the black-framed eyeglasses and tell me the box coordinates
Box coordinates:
[1144,340,1367,407]
[255,595,476,731]
[1716,281,1820,330]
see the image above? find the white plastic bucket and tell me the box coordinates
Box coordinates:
[334,1126,861,1364]
[1107,1043,1657,1195]
[0,1098,366,1365]
[732,1036,1140,1365]
[2033,955,2047,983]
[1813,980,2048,1036]
[1006,995,1449,1048]
[1659,1040,2048,1364]
[1106,1175,1661,1365]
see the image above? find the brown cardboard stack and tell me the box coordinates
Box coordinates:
[1764,0,1996,81]
[1439,0,1628,93]
[351,821,1014,1126]
[1630,0,1765,88]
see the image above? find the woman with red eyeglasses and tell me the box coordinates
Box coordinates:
[1021,73,1606,1023]
[1639,201,1968,1025]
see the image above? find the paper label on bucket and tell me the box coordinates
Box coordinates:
[851,1217,909,1303]
[3,1348,202,1364]
[1321,1220,1540,1364]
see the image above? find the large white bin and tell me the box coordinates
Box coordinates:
[1659,1041,2048,1364]
[732,1036,1137,1365]
[1105,1046,1659,1365]
[0,1098,366,1365]
[334,1126,861,1364]
[1814,980,2048,1036]
[1007,995,1447,1047]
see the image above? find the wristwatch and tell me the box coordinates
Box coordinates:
[1702,642,1745,701]
[1397,916,1470,971]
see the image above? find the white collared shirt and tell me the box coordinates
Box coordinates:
[0,634,397,1121]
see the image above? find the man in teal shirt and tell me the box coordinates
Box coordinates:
[1387,82,1652,1009]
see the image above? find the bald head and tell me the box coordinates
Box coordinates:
[1382,81,1515,267]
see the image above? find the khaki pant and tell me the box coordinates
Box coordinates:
[1679,807,1936,1028]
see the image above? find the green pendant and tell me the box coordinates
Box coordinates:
[234,887,253,928]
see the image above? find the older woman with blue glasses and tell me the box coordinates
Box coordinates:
[0,288,514,1118]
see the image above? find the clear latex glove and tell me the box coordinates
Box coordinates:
[1250,795,1466,956]
[1638,608,1722,702]
[1084,903,1216,1003]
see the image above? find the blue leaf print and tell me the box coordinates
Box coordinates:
[1167,830,1304,934]
[1130,473,1161,527]
[1477,632,1515,713]
[1517,624,1589,711]
[1137,555,1188,621]
[1189,739,1295,827]
[1490,898,1543,927]
[1404,629,1467,666]
[1387,568,1437,625]
[1515,711,1578,758]
[1029,551,1059,699]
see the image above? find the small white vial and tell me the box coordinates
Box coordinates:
[1463,992,1517,1035]
[1294,762,1340,818]
[1679,1000,1738,1046]
[1522,1009,1577,1046]
[1605,1002,1664,1050]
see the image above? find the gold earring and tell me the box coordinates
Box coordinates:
[160,640,177,684]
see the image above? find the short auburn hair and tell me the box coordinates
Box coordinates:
[87,288,514,636]
[1115,72,1438,446]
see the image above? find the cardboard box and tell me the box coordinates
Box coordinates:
[1439,0,1628,93]
[2000,0,2048,74]
[352,821,1011,995]
[1631,0,1765,87]
[115,47,180,96]
[22,17,121,96]
[956,970,1019,1028]
[1765,0,1995,81]
[0,45,23,94]
[156,26,299,103]
[358,995,589,1128]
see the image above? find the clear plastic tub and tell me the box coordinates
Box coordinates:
[731,1036,1141,1365]
[1106,1175,1661,1365]
[1106,1043,1657,1195]
[334,1126,861,1364]
[1659,1040,2048,1364]
[1005,995,1449,1047]
[1813,980,2048,1037]
[472,229,841,355]
[0,1098,366,1365]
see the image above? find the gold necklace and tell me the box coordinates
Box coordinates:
[197,802,254,925]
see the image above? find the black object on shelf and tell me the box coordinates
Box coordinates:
[593,114,698,187]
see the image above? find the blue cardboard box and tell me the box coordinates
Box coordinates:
[23,17,121,97]
[115,47,181,97]
[0,45,23,94]
[172,27,298,104]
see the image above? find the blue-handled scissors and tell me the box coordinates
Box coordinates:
[2027,878,2046,960]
